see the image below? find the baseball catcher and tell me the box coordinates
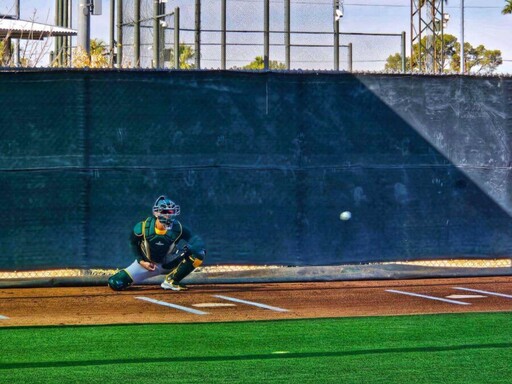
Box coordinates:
[108,195,206,291]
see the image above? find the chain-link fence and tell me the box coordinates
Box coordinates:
[119,0,405,71]
[2,1,511,73]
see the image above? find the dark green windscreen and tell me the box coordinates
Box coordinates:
[1,71,510,270]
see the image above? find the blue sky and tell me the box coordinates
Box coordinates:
[2,0,511,72]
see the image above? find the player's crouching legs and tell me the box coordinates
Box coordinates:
[108,269,133,291]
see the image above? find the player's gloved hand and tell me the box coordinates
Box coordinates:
[139,260,156,271]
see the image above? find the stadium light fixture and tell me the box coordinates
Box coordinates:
[335,8,343,21]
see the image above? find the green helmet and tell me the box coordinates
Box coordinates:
[152,195,180,229]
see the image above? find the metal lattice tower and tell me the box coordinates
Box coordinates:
[410,0,446,73]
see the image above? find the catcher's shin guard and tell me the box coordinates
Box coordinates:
[164,253,204,284]
[108,269,133,291]
[161,246,192,270]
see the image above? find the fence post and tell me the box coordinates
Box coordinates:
[221,0,226,69]
[67,0,72,65]
[348,42,352,72]
[195,0,201,69]
[153,0,159,68]
[264,0,270,70]
[63,0,68,65]
[109,0,114,67]
[401,31,406,72]
[460,0,465,73]
[174,7,180,69]
[13,0,20,66]
[134,0,140,67]
[55,0,61,66]
[284,0,290,70]
[117,0,123,68]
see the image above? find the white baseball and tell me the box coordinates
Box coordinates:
[339,211,352,221]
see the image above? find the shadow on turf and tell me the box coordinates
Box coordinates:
[3,343,512,370]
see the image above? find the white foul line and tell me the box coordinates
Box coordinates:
[135,296,208,315]
[453,287,512,299]
[213,295,289,312]
[0,315,9,320]
[446,294,486,299]
[386,289,471,305]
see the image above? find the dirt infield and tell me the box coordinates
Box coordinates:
[0,276,511,327]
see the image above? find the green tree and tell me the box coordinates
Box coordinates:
[384,53,410,71]
[0,39,14,66]
[169,44,196,69]
[385,34,502,74]
[452,44,503,74]
[502,0,512,14]
[243,56,286,70]
[72,38,109,68]
[90,39,107,56]
[0,40,6,66]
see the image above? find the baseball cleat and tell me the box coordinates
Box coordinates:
[161,280,188,291]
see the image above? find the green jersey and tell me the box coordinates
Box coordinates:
[130,216,204,264]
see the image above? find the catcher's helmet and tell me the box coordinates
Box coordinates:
[152,195,180,229]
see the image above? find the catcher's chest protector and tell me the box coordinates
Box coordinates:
[142,217,182,262]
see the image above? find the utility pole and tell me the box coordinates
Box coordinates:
[77,0,91,55]
[77,0,102,57]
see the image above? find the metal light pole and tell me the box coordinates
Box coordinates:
[77,0,102,61]
[77,0,91,55]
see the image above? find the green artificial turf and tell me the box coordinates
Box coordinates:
[1,312,511,384]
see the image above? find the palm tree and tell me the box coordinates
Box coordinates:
[170,44,196,69]
[72,39,109,68]
[503,0,512,15]
[90,39,107,56]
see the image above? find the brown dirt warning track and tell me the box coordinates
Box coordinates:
[0,276,511,327]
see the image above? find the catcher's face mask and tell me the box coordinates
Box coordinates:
[152,195,180,229]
